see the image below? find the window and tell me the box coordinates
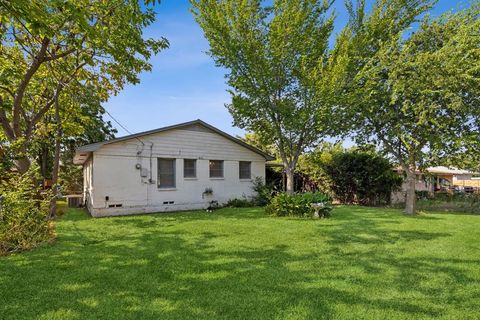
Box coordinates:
[239,161,251,179]
[184,159,197,178]
[209,160,224,178]
[158,158,176,188]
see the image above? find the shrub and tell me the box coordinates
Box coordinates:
[226,198,254,208]
[415,190,431,200]
[0,166,55,255]
[300,145,402,205]
[251,177,276,206]
[266,192,332,218]
[323,149,402,205]
[416,192,480,214]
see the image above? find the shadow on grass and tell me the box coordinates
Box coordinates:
[1,207,479,319]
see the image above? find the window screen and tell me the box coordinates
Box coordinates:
[239,161,251,179]
[158,158,176,188]
[209,160,224,178]
[184,159,196,178]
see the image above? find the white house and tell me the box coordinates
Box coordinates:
[73,120,274,217]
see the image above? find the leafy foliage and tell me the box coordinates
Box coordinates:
[191,0,345,192]
[414,192,480,214]
[299,144,402,205]
[1,0,165,220]
[0,166,54,255]
[226,177,277,207]
[338,0,480,213]
[225,198,255,208]
[297,142,344,195]
[266,192,332,218]
[0,0,168,173]
[251,176,276,206]
[322,149,402,205]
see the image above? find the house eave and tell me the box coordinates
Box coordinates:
[75,119,275,161]
[73,151,91,165]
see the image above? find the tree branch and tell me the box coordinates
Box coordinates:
[0,102,15,140]
[0,85,15,98]
[12,36,50,136]
[44,47,77,62]
[27,59,89,136]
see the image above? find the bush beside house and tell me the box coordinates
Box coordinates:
[0,167,55,255]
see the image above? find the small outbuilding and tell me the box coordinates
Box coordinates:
[74,119,274,217]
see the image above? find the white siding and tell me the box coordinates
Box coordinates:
[86,127,266,217]
[83,157,94,211]
[97,126,265,161]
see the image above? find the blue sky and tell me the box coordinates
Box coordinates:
[104,0,466,139]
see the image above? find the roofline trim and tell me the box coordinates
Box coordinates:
[76,119,275,161]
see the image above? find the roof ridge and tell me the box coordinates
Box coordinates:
[76,119,275,161]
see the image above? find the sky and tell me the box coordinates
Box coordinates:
[103,0,467,139]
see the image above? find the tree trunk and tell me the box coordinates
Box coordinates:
[285,167,294,194]
[48,138,60,219]
[48,97,62,219]
[40,145,49,178]
[404,170,416,215]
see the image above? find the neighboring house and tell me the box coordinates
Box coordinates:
[426,166,474,190]
[391,166,475,203]
[74,120,274,217]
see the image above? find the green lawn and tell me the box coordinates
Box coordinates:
[1,206,479,320]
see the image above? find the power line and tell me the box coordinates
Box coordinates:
[104,109,134,135]
[104,109,145,146]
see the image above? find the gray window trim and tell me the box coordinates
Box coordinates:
[209,160,224,178]
[184,159,197,178]
[239,161,251,179]
[158,158,176,188]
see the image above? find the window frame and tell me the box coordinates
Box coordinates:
[157,158,176,189]
[183,158,197,179]
[209,160,224,178]
[239,161,252,180]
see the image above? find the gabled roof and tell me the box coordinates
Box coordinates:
[75,119,275,163]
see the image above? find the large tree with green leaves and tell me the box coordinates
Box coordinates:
[340,0,480,214]
[0,0,168,173]
[37,82,118,217]
[191,0,346,193]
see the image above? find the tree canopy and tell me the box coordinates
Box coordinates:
[0,0,168,173]
[339,0,480,213]
[191,0,346,193]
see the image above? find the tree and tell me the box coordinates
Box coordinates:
[0,0,168,173]
[33,83,118,217]
[191,0,345,193]
[241,132,279,159]
[340,0,480,213]
[32,83,116,182]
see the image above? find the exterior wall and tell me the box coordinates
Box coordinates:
[83,156,94,212]
[86,126,266,217]
[452,174,476,187]
[391,173,433,204]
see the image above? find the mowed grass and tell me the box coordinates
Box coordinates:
[1,206,480,320]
